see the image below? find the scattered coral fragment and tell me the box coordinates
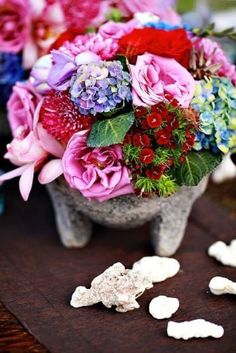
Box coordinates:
[167,319,224,340]
[70,262,153,312]
[132,256,180,283]
[208,240,236,267]
[149,296,179,320]
[209,276,236,296]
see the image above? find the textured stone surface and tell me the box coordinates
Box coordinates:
[47,177,208,256]
[70,262,153,312]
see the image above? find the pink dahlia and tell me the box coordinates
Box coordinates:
[60,33,119,60]
[193,37,236,85]
[62,131,134,202]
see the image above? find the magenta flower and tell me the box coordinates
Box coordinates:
[0,0,30,53]
[130,54,195,108]
[193,37,236,85]
[7,81,41,137]
[61,33,119,60]
[0,84,64,200]
[62,131,134,202]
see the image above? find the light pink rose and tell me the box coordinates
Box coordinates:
[0,97,64,200]
[7,81,41,137]
[62,131,134,202]
[98,19,139,40]
[0,0,30,53]
[130,54,195,108]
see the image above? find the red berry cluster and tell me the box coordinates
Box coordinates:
[40,91,93,145]
[123,100,198,186]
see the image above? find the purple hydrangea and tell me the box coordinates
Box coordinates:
[70,60,132,115]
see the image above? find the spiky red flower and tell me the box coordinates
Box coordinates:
[146,112,162,129]
[139,148,155,164]
[155,129,172,145]
[133,133,151,147]
[40,91,93,144]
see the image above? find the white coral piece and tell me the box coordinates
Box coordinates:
[132,256,180,283]
[167,319,224,340]
[209,276,236,295]
[208,239,236,267]
[149,296,179,320]
[70,262,153,312]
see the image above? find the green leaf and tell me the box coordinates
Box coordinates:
[87,111,135,147]
[176,151,222,186]
[117,55,130,72]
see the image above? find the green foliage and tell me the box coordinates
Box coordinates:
[176,151,222,186]
[123,144,141,165]
[87,111,135,147]
[135,175,178,197]
[193,23,236,41]
[153,148,170,166]
[117,55,130,72]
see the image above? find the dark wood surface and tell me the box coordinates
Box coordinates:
[0,179,236,353]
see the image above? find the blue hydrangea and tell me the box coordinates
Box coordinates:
[70,60,132,116]
[0,52,24,106]
[191,77,236,154]
[145,21,180,31]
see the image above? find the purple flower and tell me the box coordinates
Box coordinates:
[70,60,132,115]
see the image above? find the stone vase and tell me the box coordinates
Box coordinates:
[47,178,208,256]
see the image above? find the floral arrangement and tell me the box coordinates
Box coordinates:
[0,0,179,104]
[1,10,236,202]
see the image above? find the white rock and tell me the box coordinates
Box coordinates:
[70,262,153,313]
[149,296,179,320]
[209,276,236,296]
[167,319,224,340]
[212,154,236,184]
[208,240,236,267]
[132,256,180,283]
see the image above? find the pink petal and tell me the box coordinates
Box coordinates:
[38,159,63,184]
[36,123,65,158]
[19,164,35,201]
[33,99,44,130]
[0,166,28,182]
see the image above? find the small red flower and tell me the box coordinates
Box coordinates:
[155,129,172,145]
[146,165,167,180]
[179,155,186,164]
[146,112,162,129]
[139,148,155,164]
[133,133,151,147]
[135,107,148,118]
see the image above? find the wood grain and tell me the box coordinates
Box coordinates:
[0,180,236,353]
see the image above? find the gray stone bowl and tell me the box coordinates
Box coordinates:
[47,177,208,256]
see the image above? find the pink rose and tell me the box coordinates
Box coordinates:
[7,81,41,137]
[98,19,139,40]
[62,131,134,202]
[0,0,30,53]
[130,54,195,108]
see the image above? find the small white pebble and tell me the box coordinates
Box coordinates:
[167,319,224,340]
[209,276,236,295]
[149,296,179,320]
[132,256,180,283]
[208,240,236,267]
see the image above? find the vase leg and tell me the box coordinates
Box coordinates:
[46,183,92,248]
[151,179,208,257]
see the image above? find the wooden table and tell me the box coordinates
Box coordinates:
[0,179,235,353]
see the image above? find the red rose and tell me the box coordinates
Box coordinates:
[146,112,162,129]
[118,28,192,68]
[139,148,155,164]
